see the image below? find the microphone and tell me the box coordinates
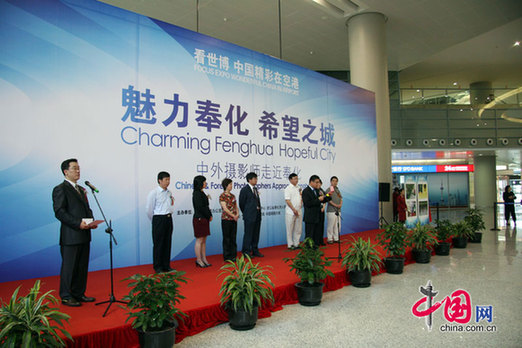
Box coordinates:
[84,181,99,193]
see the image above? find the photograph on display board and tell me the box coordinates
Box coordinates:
[406,184,416,200]
[418,183,428,200]
[407,202,417,217]
[419,201,428,216]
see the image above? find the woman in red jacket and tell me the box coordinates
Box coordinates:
[397,188,407,223]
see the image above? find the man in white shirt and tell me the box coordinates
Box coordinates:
[284,173,303,249]
[146,171,175,273]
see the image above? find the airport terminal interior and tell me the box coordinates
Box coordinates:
[2,0,521,346]
[98,1,521,345]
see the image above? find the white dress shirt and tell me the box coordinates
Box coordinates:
[146,186,174,220]
[284,184,302,215]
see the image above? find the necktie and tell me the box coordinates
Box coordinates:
[253,187,261,208]
[75,184,83,199]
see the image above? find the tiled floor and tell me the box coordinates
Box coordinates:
[180,219,521,347]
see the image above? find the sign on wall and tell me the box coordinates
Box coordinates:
[0,0,378,282]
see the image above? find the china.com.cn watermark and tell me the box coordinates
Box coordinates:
[411,280,497,332]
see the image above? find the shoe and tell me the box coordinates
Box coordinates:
[327,240,333,244]
[195,261,206,268]
[242,252,252,259]
[287,247,293,250]
[252,252,264,257]
[203,261,212,267]
[62,298,81,307]
[77,296,95,302]
[164,268,174,272]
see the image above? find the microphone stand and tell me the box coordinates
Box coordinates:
[89,187,127,317]
[327,207,343,262]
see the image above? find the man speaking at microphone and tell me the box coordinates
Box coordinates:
[52,158,97,307]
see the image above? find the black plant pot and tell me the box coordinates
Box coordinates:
[453,236,468,248]
[228,306,258,330]
[138,322,177,348]
[412,249,431,263]
[434,242,451,256]
[348,269,372,287]
[469,232,482,243]
[295,282,324,306]
[384,257,404,274]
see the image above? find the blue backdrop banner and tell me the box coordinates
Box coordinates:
[0,0,378,282]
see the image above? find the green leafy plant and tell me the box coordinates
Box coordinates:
[377,222,410,257]
[342,237,383,272]
[284,238,334,285]
[435,219,454,242]
[0,280,72,347]
[218,255,274,314]
[122,271,189,332]
[408,221,439,251]
[464,208,485,232]
[453,220,474,239]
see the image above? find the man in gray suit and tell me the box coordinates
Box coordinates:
[52,158,97,307]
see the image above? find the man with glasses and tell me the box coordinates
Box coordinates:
[52,158,97,307]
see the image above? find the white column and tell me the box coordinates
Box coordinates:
[473,155,497,211]
[347,12,392,222]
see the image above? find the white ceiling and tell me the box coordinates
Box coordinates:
[99,0,522,87]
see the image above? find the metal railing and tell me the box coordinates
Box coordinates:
[400,87,521,106]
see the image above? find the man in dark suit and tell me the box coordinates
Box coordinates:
[302,175,329,247]
[239,172,263,257]
[52,158,97,307]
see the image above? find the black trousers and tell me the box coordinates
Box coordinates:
[60,243,90,299]
[305,222,322,247]
[152,214,173,272]
[242,213,261,254]
[319,211,325,243]
[505,204,516,222]
[222,219,237,261]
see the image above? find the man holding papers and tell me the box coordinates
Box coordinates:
[52,158,98,307]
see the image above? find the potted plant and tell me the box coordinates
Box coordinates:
[123,270,188,348]
[284,238,334,306]
[377,222,409,274]
[452,220,474,248]
[342,237,383,287]
[464,208,486,243]
[408,222,438,263]
[434,219,453,256]
[0,280,72,347]
[218,255,274,330]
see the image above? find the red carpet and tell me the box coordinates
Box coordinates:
[0,229,417,347]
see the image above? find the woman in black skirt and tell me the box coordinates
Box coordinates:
[193,175,212,267]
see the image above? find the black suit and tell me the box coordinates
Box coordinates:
[52,180,93,300]
[302,186,324,246]
[239,184,261,255]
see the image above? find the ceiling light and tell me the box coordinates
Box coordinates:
[453,82,458,86]
[416,89,420,92]
[514,41,520,47]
